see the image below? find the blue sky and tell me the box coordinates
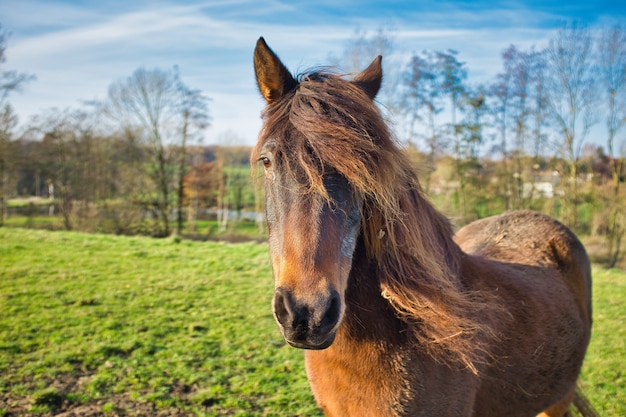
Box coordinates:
[1,0,624,145]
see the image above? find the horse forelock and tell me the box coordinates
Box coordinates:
[253,69,504,373]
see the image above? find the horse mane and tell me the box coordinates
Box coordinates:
[253,69,503,373]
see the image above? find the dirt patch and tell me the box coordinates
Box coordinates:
[55,393,189,417]
[1,392,192,417]
[0,371,191,417]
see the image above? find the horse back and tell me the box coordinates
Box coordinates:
[455,210,592,324]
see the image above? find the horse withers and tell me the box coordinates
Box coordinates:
[252,37,595,417]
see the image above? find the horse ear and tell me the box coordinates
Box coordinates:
[254,37,297,103]
[353,56,383,100]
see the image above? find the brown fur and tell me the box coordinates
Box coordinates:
[252,38,596,417]
[253,65,501,373]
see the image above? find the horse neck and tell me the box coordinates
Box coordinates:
[342,184,466,344]
[342,237,410,344]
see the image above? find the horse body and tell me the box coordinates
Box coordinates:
[305,211,591,417]
[456,211,592,417]
[252,37,594,417]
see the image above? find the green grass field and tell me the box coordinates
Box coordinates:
[1,228,624,416]
[0,228,319,416]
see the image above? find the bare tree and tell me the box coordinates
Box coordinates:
[330,27,397,116]
[527,49,550,173]
[456,87,488,222]
[0,101,18,225]
[436,50,469,220]
[26,109,98,230]
[504,46,550,210]
[214,131,243,233]
[489,49,514,210]
[0,25,34,225]
[597,24,626,266]
[490,45,549,211]
[437,49,467,140]
[173,69,210,235]
[333,27,394,75]
[0,27,34,105]
[106,67,209,237]
[507,46,531,209]
[544,22,598,228]
[400,51,444,192]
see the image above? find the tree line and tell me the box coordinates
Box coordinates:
[344,23,625,267]
[0,22,625,266]
[1,27,258,238]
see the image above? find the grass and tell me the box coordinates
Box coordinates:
[2,215,60,230]
[579,267,626,416]
[2,213,267,240]
[0,228,319,416]
[0,228,624,416]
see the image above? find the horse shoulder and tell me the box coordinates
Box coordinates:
[305,336,479,417]
[304,341,409,417]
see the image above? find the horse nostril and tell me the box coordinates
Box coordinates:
[273,287,293,326]
[319,290,341,333]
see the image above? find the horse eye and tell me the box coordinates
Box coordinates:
[260,156,272,168]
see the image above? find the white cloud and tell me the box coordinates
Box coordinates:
[1,0,623,146]
[0,0,102,31]
[2,1,358,146]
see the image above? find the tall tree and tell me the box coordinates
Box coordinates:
[489,48,514,210]
[333,27,394,75]
[28,109,99,230]
[509,46,531,209]
[214,131,245,233]
[0,25,34,225]
[489,46,549,212]
[106,67,209,237]
[527,49,550,168]
[331,27,397,116]
[544,22,598,228]
[400,51,444,192]
[597,24,626,266]
[437,49,467,142]
[525,49,551,210]
[436,50,469,220]
[456,87,488,222]
[173,69,210,235]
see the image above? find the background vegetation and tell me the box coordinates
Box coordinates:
[1,22,625,266]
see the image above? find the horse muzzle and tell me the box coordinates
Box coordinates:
[272,287,341,350]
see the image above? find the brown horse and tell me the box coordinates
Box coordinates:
[252,37,595,417]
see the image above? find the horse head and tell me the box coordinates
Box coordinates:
[252,37,382,349]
